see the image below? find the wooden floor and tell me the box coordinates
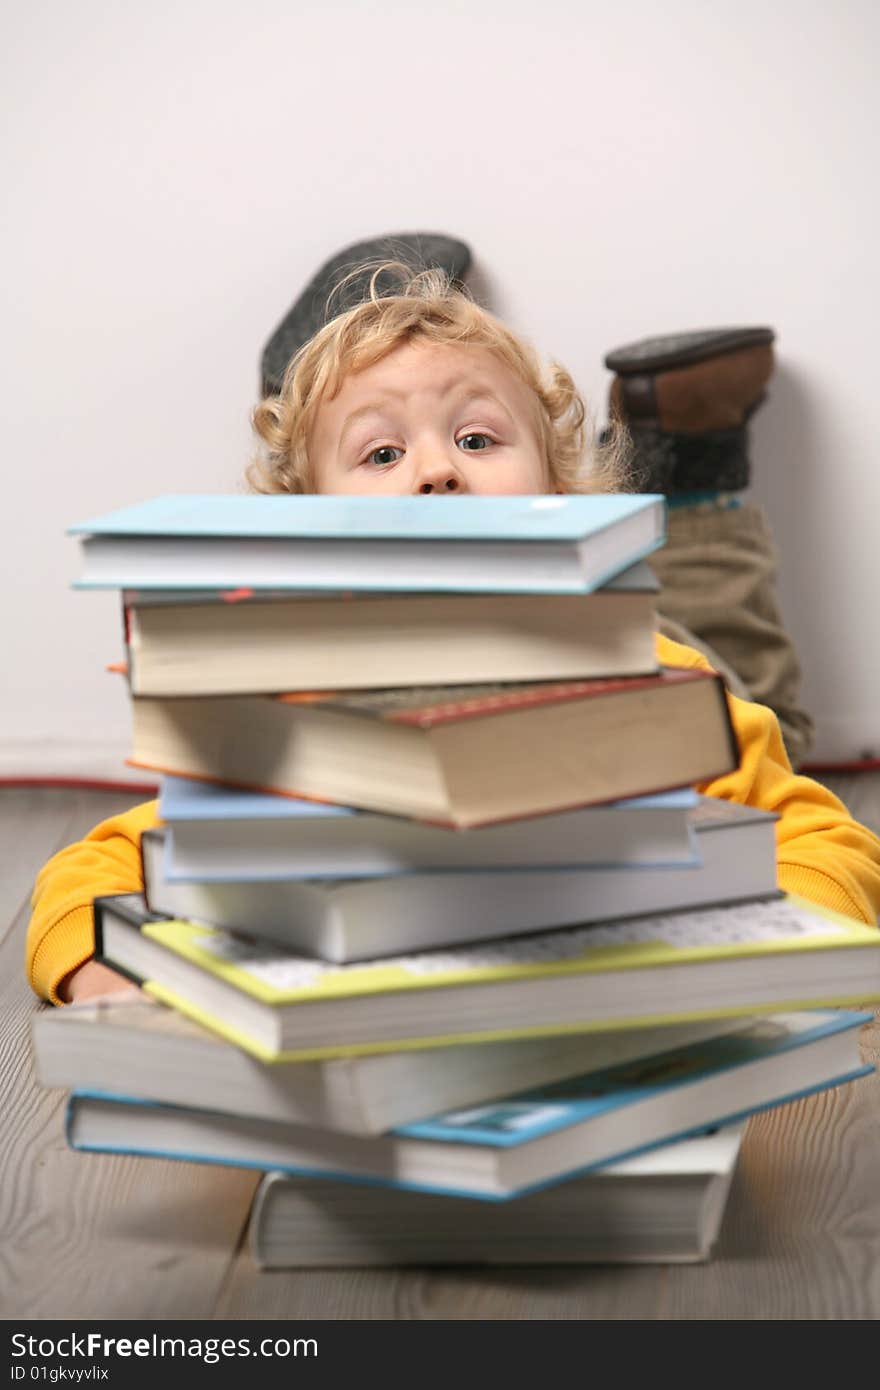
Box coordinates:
[3,778,880,1321]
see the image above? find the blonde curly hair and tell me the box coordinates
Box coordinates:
[247,262,632,495]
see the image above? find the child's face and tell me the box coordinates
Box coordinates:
[309,340,553,495]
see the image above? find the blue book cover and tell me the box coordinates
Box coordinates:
[71,494,667,593]
[69,492,665,543]
[157,773,698,823]
[158,775,359,821]
[398,1010,871,1148]
[154,779,700,887]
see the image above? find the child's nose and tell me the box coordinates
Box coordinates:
[417,474,463,494]
[412,448,468,496]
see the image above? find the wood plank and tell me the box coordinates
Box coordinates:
[0,789,83,940]
[0,789,259,1320]
[660,1045,880,1318]
[214,1256,666,1320]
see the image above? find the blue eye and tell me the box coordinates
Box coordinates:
[367,446,403,467]
[457,433,492,451]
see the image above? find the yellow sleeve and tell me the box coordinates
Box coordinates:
[656,632,880,925]
[26,799,161,1004]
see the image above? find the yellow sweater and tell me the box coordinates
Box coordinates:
[26,633,880,1003]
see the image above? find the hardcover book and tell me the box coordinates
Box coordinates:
[31,992,751,1137]
[122,569,659,695]
[63,1011,871,1200]
[93,891,880,1061]
[245,1124,746,1267]
[156,777,699,880]
[140,795,777,963]
[127,665,739,826]
[69,492,667,594]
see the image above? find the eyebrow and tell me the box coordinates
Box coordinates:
[338,386,513,448]
[338,401,402,447]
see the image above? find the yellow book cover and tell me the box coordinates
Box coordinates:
[140,893,879,1003]
[95,893,880,1062]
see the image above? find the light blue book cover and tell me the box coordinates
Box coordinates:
[69,492,665,542]
[158,774,697,823]
[158,775,359,821]
[398,1010,871,1147]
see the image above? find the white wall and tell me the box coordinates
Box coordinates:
[3,0,878,775]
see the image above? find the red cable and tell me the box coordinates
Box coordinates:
[799,759,880,775]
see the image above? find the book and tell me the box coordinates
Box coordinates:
[31,992,752,1136]
[93,891,880,1061]
[245,1125,746,1266]
[68,493,667,594]
[127,666,738,827]
[157,776,700,880]
[140,795,777,962]
[62,1011,871,1200]
[122,563,660,696]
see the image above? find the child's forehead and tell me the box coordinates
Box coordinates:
[333,339,525,405]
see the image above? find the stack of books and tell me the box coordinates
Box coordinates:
[36,490,880,1268]
[34,994,872,1264]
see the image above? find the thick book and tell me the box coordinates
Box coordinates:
[32,992,751,1137]
[122,564,659,696]
[127,665,739,826]
[62,1012,871,1200]
[157,776,700,880]
[69,492,667,594]
[93,891,880,1061]
[140,796,777,962]
[245,1125,746,1266]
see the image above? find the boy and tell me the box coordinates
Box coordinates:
[259,232,815,767]
[26,265,880,1006]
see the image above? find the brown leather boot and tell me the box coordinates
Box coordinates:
[605,326,814,765]
[605,326,775,494]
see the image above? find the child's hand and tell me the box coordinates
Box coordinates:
[59,959,138,1004]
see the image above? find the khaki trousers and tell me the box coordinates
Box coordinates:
[651,501,815,768]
